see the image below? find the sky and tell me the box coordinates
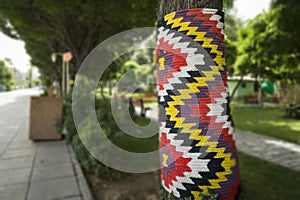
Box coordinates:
[0,0,271,74]
[0,33,31,73]
[234,0,271,21]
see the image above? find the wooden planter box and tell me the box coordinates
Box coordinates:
[29,96,63,140]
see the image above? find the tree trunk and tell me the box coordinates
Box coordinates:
[108,80,113,96]
[158,0,223,19]
[230,75,244,101]
[100,81,105,97]
[258,82,264,108]
[157,1,240,199]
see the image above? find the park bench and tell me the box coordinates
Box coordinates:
[243,93,258,104]
[129,98,151,117]
[285,104,300,118]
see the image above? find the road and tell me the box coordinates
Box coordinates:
[0,88,41,106]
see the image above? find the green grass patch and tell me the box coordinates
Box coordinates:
[114,117,159,153]
[232,106,300,144]
[238,152,300,199]
[144,101,158,106]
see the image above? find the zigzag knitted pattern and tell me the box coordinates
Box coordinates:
[157,8,240,200]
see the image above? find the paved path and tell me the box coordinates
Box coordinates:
[0,89,92,200]
[235,130,300,171]
[145,105,300,172]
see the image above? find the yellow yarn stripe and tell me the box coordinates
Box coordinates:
[164,12,226,72]
[163,12,234,199]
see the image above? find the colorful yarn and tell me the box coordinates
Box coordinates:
[157,8,240,200]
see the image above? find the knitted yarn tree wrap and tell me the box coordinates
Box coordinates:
[157,8,240,200]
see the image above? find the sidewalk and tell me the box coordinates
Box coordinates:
[235,130,300,172]
[0,89,93,200]
[145,105,300,172]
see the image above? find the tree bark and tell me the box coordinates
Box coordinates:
[230,76,244,101]
[258,82,264,108]
[157,1,228,199]
[158,0,223,19]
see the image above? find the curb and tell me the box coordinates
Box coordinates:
[68,144,94,200]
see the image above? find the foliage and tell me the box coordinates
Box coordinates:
[234,13,272,78]
[280,85,300,106]
[32,79,41,87]
[225,38,237,76]
[224,10,241,75]
[233,1,300,83]
[62,92,158,177]
[280,85,300,118]
[63,95,123,177]
[224,12,242,98]
[224,13,242,42]
[101,52,134,84]
[271,0,300,57]
[224,0,235,10]
[270,0,300,83]
[0,0,157,83]
[0,59,15,91]
[128,36,156,93]
[116,60,139,85]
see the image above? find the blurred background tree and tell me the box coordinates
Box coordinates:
[0,59,15,91]
[226,0,300,102]
[0,0,157,87]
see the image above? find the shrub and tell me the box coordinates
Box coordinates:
[62,94,138,178]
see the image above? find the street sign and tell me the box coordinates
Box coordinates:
[63,52,73,62]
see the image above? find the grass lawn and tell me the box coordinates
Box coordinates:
[232,106,300,144]
[113,116,159,153]
[105,114,300,199]
[238,152,300,199]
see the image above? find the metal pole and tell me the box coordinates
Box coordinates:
[62,57,65,95]
[66,61,70,94]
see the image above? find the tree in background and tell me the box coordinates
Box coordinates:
[233,0,300,84]
[0,59,15,91]
[0,0,157,90]
[268,0,300,84]
[271,0,300,63]
[231,0,300,104]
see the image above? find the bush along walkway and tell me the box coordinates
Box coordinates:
[235,130,300,172]
[0,89,93,200]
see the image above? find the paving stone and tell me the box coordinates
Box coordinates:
[0,91,91,199]
[0,127,19,135]
[235,130,300,172]
[0,142,13,150]
[35,150,70,166]
[36,142,69,155]
[27,177,81,200]
[31,162,74,181]
[13,136,30,142]
[0,134,15,140]
[6,141,36,150]
[1,148,36,159]
[0,168,31,186]
[0,156,34,170]
[0,183,28,200]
